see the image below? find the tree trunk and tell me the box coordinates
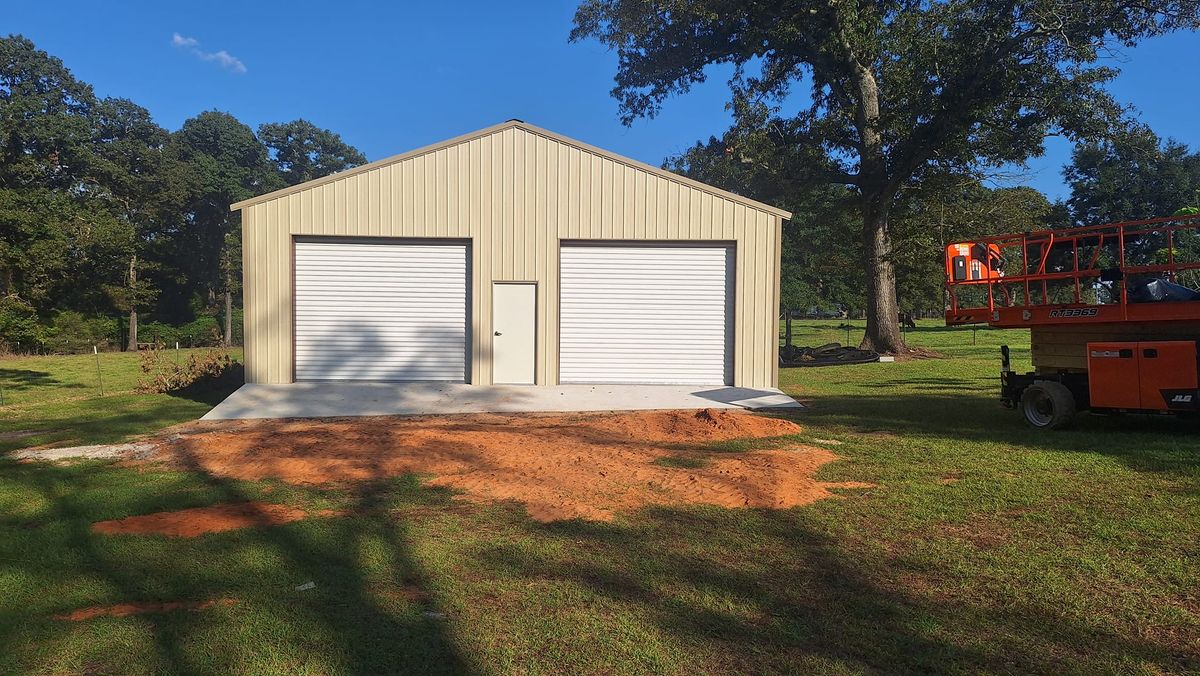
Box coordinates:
[839,49,904,354]
[859,206,905,353]
[223,277,232,348]
[126,255,138,352]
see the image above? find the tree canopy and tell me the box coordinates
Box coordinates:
[259,119,368,187]
[573,0,1200,351]
[0,34,366,351]
[1065,124,1200,224]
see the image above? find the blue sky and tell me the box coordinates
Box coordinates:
[9,1,1200,201]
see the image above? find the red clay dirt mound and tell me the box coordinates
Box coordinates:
[145,409,866,522]
[55,598,236,621]
[92,502,328,537]
[588,408,802,442]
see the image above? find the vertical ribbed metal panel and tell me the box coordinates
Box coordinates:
[241,124,782,389]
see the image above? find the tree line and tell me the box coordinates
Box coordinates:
[0,35,365,352]
[6,20,1200,355]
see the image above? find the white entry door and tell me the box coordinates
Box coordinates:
[492,282,536,384]
[293,240,468,381]
[559,244,733,385]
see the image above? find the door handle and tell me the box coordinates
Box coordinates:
[494,331,502,336]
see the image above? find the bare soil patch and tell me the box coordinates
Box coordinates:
[55,598,236,621]
[894,346,944,361]
[15,441,156,462]
[940,520,1009,550]
[144,409,868,522]
[92,502,328,537]
[0,429,50,441]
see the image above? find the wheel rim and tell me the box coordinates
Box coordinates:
[1024,389,1055,427]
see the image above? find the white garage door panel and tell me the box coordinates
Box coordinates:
[559,245,732,385]
[294,241,467,381]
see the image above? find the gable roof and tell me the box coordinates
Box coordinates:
[230,119,792,219]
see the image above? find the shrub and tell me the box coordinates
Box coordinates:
[229,308,244,345]
[45,311,119,353]
[180,316,223,347]
[136,349,243,394]
[0,296,44,351]
[138,321,182,348]
[140,315,236,348]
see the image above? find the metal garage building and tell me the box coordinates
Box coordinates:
[231,120,790,388]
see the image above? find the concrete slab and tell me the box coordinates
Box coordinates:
[201,382,803,421]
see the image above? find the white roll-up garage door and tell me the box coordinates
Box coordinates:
[559,244,733,385]
[294,240,467,381]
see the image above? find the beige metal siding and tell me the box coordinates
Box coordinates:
[239,124,783,388]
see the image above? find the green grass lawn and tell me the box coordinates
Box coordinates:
[0,348,242,453]
[1,324,1197,673]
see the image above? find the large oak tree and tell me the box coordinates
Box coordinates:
[572,0,1200,351]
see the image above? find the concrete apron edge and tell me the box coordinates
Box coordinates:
[201,383,804,421]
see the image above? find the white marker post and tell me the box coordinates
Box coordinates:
[94,345,105,396]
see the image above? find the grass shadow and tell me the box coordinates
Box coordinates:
[0,369,80,392]
[797,390,1200,478]
[470,507,1193,673]
[166,376,245,407]
[0,446,472,673]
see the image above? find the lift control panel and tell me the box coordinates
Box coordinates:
[945,242,1004,282]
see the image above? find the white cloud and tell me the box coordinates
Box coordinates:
[197,49,247,74]
[171,33,246,74]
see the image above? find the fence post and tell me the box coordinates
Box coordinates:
[94,345,104,396]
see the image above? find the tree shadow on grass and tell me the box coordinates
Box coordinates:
[0,369,80,392]
[0,448,472,674]
[471,507,1195,673]
[860,377,987,392]
[165,373,245,407]
[0,397,212,455]
[790,391,1200,478]
[1,319,503,671]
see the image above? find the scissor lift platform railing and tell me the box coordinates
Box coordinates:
[946,215,1200,328]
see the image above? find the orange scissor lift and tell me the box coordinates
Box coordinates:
[945,214,1200,429]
